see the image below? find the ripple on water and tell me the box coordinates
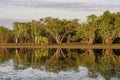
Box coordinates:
[0,60,119,80]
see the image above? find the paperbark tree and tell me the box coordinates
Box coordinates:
[76,14,98,44]
[0,26,11,43]
[40,17,79,44]
[98,11,120,44]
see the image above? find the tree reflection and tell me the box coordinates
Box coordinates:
[98,49,120,68]
[15,48,22,64]
[96,49,120,79]
[45,48,79,73]
[31,48,49,63]
[0,48,120,78]
[50,48,66,61]
[13,48,49,70]
[78,49,96,67]
[0,48,12,63]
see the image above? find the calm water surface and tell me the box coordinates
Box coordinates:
[0,48,120,80]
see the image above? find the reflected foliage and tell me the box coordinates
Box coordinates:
[0,48,120,79]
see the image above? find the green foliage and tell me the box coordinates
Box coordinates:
[35,36,48,44]
[98,11,120,44]
[40,17,79,44]
[12,22,30,43]
[0,11,120,44]
[12,21,48,44]
[0,26,11,43]
[75,14,98,44]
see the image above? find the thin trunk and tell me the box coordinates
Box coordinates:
[15,49,21,63]
[56,39,62,44]
[88,37,94,44]
[88,33,95,44]
[105,49,113,55]
[88,49,94,56]
[60,49,66,58]
[88,49,95,64]
[60,32,68,42]
[105,38,113,45]
[56,36,62,44]
[15,38,18,44]
[50,48,66,61]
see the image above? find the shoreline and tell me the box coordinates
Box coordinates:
[0,43,120,49]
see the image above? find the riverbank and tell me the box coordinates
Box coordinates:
[0,43,120,49]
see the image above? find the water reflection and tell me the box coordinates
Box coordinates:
[0,48,120,80]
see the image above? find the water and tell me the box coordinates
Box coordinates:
[0,60,104,80]
[0,48,120,80]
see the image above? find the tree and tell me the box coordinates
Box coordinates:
[76,14,98,44]
[0,26,11,43]
[98,11,120,44]
[12,21,48,44]
[30,20,48,44]
[13,22,25,43]
[114,12,120,38]
[40,17,79,44]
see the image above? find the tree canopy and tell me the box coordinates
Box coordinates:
[0,11,120,44]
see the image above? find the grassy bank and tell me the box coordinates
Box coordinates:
[0,43,120,49]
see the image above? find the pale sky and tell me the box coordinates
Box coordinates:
[0,0,120,29]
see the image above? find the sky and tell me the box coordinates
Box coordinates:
[0,0,120,29]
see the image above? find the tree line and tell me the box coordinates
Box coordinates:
[0,11,120,44]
